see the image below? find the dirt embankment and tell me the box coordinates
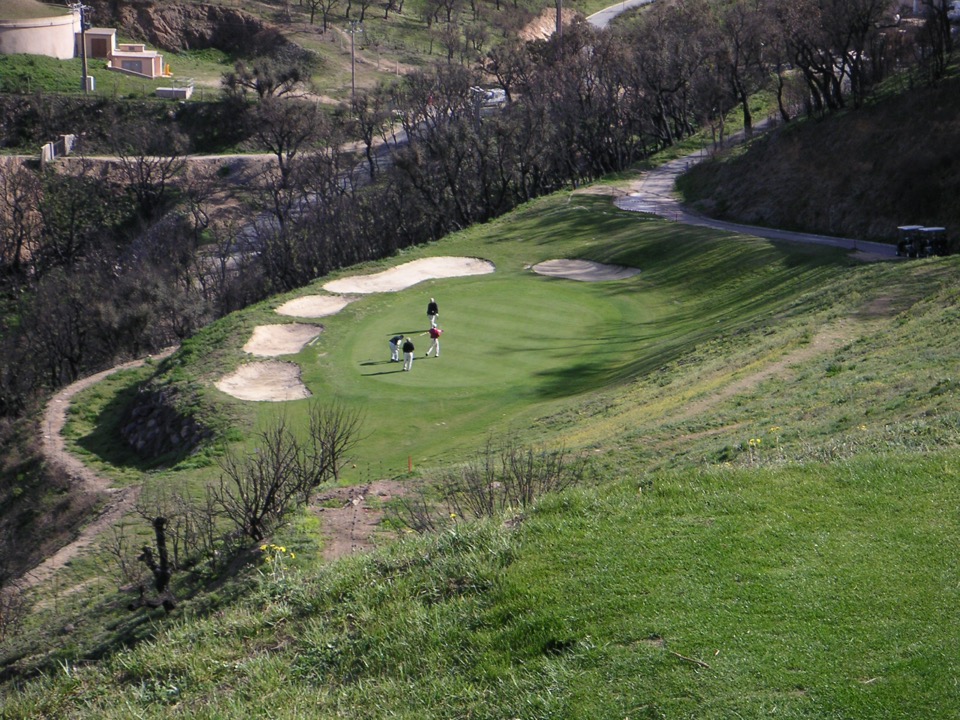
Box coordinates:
[518,8,580,42]
[85,0,287,54]
[680,72,960,245]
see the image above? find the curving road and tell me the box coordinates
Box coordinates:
[587,0,656,28]
[614,152,897,258]
[584,0,895,258]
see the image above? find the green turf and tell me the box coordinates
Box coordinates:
[201,196,848,478]
[23,189,960,719]
[57,195,851,489]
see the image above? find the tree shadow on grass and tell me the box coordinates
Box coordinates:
[73,374,197,474]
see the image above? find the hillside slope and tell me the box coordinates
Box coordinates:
[4,195,960,715]
[678,72,960,246]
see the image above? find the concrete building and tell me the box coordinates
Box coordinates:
[0,4,168,80]
[108,42,165,79]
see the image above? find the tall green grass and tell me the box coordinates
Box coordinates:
[6,188,960,718]
[5,455,959,718]
[0,50,230,98]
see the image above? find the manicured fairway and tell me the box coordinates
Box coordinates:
[242,195,850,477]
[296,270,663,470]
[61,195,851,489]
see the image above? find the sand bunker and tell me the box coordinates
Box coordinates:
[220,256,497,402]
[323,256,495,294]
[215,361,311,402]
[276,295,356,318]
[532,259,641,281]
[243,323,322,357]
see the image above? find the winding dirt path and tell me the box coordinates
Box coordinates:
[22,349,176,590]
[25,346,405,591]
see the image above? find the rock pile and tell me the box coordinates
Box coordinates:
[120,388,212,460]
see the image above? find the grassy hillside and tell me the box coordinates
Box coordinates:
[678,70,960,247]
[64,194,853,482]
[0,0,555,101]
[0,53,183,95]
[4,179,960,716]
[0,0,70,19]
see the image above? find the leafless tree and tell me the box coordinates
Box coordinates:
[464,21,489,58]
[305,0,334,26]
[714,0,772,136]
[0,159,41,278]
[0,583,27,641]
[253,99,324,189]
[111,122,188,220]
[135,484,222,574]
[626,0,712,147]
[196,217,262,316]
[350,87,392,179]
[103,524,145,588]
[769,0,897,113]
[212,414,306,542]
[355,0,376,22]
[916,0,953,79]
[34,161,129,277]
[390,481,443,534]
[318,0,342,29]
[437,22,462,63]
[19,268,101,386]
[392,438,592,532]
[486,40,532,104]
[307,399,365,484]
[212,402,365,541]
[130,517,177,612]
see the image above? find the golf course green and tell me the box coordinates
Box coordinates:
[201,194,851,478]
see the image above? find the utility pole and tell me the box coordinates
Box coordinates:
[70,3,91,93]
[555,0,562,47]
[349,21,363,99]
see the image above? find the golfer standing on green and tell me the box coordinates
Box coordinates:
[389,334,404,362]
[425,326,442,357]
[402,337,416,371]
[426,297,439,328]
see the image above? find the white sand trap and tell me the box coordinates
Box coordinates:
[215,361,311,402]
[323,256,495,294]
[243,323,322,357]
[276,295,356,318]
[532,259,641,282]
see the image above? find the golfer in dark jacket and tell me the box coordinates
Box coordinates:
[389,334,404,362]
[426,298,439,328]
[402,337,416,371]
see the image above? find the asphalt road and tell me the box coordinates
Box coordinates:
[615,153,897,258]
[586,0,656,28]
[585,0,895,258]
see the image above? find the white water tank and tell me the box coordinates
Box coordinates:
[0,9,80,60]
